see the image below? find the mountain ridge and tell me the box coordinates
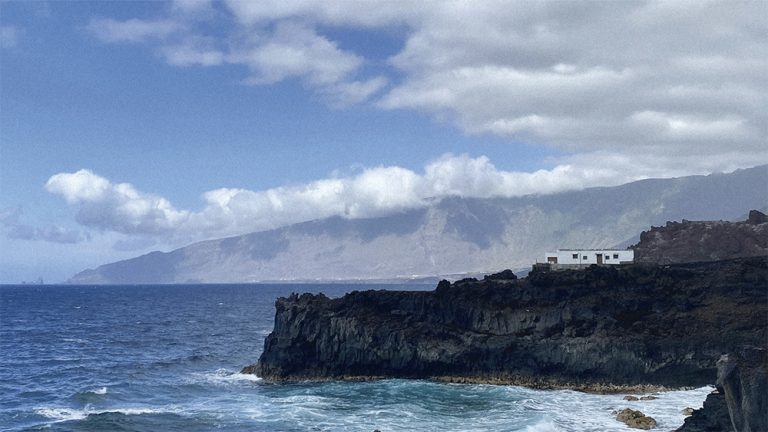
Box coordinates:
[70,165,768,284]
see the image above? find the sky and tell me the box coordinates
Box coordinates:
[1,0,766,283]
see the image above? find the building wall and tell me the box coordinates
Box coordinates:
[544,249,634,266]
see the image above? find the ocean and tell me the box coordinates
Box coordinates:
[1,284,710,431]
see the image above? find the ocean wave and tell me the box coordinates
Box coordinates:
[72,386,110,403]
[34,405,179,422]
[273,395,329,405]
[33,407,87,422]
[524,419,563,432]
[193,368,263,385]
[508,385,713,431]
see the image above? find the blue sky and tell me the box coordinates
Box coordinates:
[1,1,766,283]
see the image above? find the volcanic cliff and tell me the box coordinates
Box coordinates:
[247,213,768,428]
[246,257,766,390]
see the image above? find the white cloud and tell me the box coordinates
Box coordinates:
[50,154,735,245]
[0,207,85,244]
[89,13,388,104]
[45,169,189,235]
[222,0,417,28]
[233,21,362,86]
[321,76,389,107]
[87,18,181,43]
[7,224,84,244]
[71,4,768,239]
[376,1,767,158]
[83,1,767,172]
[629,111,750,142]
[160,36,225,66]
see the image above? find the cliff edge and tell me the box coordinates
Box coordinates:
[676,346,768,432]
[245,257,766,391]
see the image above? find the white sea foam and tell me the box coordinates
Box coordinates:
[35,405,180,422]
[503,385,713,432]
[194,368,262,385]
[34,407,87,422]
[91,386,108,395]
[108,407,169,415]
[525,419,563,432]
[274,395,329,405]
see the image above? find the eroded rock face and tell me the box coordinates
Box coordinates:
[633,211,768,264]
[717,347,768,432]
[675,391,733,432]
[247,258,767,390]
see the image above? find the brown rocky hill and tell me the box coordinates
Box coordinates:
[632,210,768,264]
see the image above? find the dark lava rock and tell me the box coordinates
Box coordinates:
[633,210,767,264]
[675,391,732,432]
[483,269,517,281]
[246,257,767,391]
[716,346,768,432]
[676,346,767,432]
[747,210,767,225]
[616,408,657,430]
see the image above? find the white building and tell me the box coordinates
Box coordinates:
[543,249,634,268]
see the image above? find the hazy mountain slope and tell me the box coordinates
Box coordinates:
[70,165,768,284]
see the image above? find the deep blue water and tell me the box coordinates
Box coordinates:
[0,284,709,431]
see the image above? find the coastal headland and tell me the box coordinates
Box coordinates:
[245,212,767,429]
[245,257,766,391]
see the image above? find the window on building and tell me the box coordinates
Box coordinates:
[613,253,619,259]
[583,255,588,260]
[605,256,610,260]
[572,253,578,259]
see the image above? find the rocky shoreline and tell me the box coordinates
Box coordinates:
[238,366,681,394]
[247,257,765,388]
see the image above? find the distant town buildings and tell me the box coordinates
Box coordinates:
[542,249,634,270]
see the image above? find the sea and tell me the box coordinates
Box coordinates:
[1,284,711,432]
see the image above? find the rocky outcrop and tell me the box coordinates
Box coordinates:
[717,346,768,432]
[669,347,768,432]
[616,408,657,429]
[676,391,733,432]
[246,257,767,391]
[633,210,768,264]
